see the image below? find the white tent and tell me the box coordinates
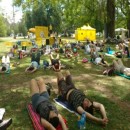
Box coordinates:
[115,28,128,32]
[115,28,128,39]
[81,25,95,30]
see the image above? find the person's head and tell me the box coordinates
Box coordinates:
[2,66,6,71]
[82,98,94,115]
[54,62,60,70]
[49,116,59,128]
[28,65,34,71]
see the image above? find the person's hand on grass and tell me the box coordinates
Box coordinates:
[101,118,109,126]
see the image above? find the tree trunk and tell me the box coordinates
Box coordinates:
[106,0,115,38]
[127,16,130,38]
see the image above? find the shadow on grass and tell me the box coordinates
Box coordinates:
[54,92,130,130]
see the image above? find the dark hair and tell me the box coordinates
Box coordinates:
[28,66,34,71]
[2,66,6,71]
[85,105,94,115]
[49,116,59,128]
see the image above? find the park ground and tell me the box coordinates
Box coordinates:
[0,37,130,130]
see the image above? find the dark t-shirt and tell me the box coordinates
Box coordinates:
[37,101,58,121]
[68,89,86,111]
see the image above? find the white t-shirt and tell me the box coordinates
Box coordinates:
[31,61,39,68]
[85,45,91,53]
[95,57,102,64]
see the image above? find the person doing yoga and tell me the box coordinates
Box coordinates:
[57,70,108,126]
[113,59,130,76]
[30,77,68,130]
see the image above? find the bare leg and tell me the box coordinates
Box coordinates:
[57,72,64,81]
[56,53,59,59]
[65,70,75,88]
[36,77,47,94]
[117,59,125,68]
[57,72,64,95]
[50,53,54,60]
[65,70,71,76]
[30,79,39,97]
[113,60,121,72]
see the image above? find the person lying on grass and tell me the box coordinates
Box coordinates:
[56,70,108,126]
[0,55,10,73]
[25,61,39,73]
[0,64,10,74]
[30,77,68,130]
[113,59,130,76]
[94,54,109,67]
[50,53,61,72]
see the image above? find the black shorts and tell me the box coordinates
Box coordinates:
[58,75,75,99]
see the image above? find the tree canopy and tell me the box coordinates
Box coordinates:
[0,0,130,37]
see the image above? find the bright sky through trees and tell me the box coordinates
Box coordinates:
[0,0,22,23]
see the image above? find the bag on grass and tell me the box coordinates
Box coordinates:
[82,58,88,63]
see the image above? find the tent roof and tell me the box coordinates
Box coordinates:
[80,25,95,30]
[29,28,35,33]
[115,28,128,32]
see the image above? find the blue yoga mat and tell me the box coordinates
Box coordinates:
[54,98,77,114]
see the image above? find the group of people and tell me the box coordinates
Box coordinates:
[30,70,109,130]
[25,51,62,73]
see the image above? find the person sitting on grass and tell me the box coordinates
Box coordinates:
[94,54,109,67]
[56,70,108,126]
[90,48,99,61]
[50,53,61,72]
[25,61,39,73]
[113,59,130,76]
[30,77,68,130]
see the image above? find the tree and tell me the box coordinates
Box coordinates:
[106,0,115,38]
[13,0,62,32]
[116,0,130,37]
[0,14,7,36]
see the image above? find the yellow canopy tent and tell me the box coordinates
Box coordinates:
[29,28,36,33]
[75,24,96,41]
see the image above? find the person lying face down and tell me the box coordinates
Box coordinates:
[30,78,68,130]
[0,64,10,73]
[57,70,108,126]
[25,61,39,73]
[113,59,130,76]
[94,54,109,67]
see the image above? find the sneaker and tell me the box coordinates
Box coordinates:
[0,108,5,123]
[0,118,12,130]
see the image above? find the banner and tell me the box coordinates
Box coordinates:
[5,42,13,46]
[35,26,48,42]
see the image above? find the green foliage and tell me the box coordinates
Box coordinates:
[13,0,129,37]
[0,14,7,36]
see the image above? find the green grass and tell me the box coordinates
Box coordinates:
[0,37,130,130]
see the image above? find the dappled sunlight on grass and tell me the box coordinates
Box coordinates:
[0,38,130,130]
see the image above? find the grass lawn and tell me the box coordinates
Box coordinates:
[0,37,130,130]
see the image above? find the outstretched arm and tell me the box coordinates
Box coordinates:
[41,118,56,130]
[77,106,108,125]
[58,114,68,130]
[93,101,108,119]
